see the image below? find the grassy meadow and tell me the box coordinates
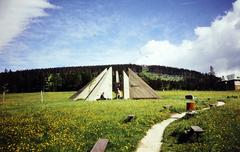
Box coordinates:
[0,91,239,151]
[162,95,240,152]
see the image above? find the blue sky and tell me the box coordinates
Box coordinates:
[0,0,239,76]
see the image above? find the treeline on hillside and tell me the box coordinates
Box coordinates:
[141,66,221,90]
[0,64,222,93]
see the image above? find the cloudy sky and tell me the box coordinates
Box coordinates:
[0,0,239,76]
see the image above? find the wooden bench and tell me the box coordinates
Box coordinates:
[191,126,204,133]
[209,103,217,108]
[123,115,135,123]
[163,105,173,109]
[91,139,109,152]
[189,126,204,141]
[185,111,198,119]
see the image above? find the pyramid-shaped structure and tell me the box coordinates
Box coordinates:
[70,67,112,101]
[125,68,159,99]
[70,67,159,101]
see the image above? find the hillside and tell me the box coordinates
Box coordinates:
[0,64,221,93]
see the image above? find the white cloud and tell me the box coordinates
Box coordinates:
[137,0,240,76]
[0,0,55,50]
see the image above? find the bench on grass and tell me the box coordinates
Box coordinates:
[209,103,217,108]
[191,126,204,133]
[123,115,135,123]
[185,111,198,119]
[91,139,109,152]
[189,126,204,141]
[163,105,173,109]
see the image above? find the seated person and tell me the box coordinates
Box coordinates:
[99,92,106,100]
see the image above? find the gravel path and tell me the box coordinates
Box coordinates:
[136,101,225,152]
[136,112,186,152]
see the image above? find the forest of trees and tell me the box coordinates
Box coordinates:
[0,64,223,93]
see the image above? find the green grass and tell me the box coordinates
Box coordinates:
[140,70,183,82]
[161,94,240,152]
[0,91,239,151]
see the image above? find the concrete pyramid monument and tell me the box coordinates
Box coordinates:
[70,67,112,101]
[70,67,159,101]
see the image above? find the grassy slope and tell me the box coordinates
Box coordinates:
[162,95,240,152]
[140,70,183,82]
[0,91,238,151]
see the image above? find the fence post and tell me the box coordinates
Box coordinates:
[41,91,43,103]
[2,91,5,103]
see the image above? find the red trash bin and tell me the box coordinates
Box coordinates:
[186,101,196,111]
